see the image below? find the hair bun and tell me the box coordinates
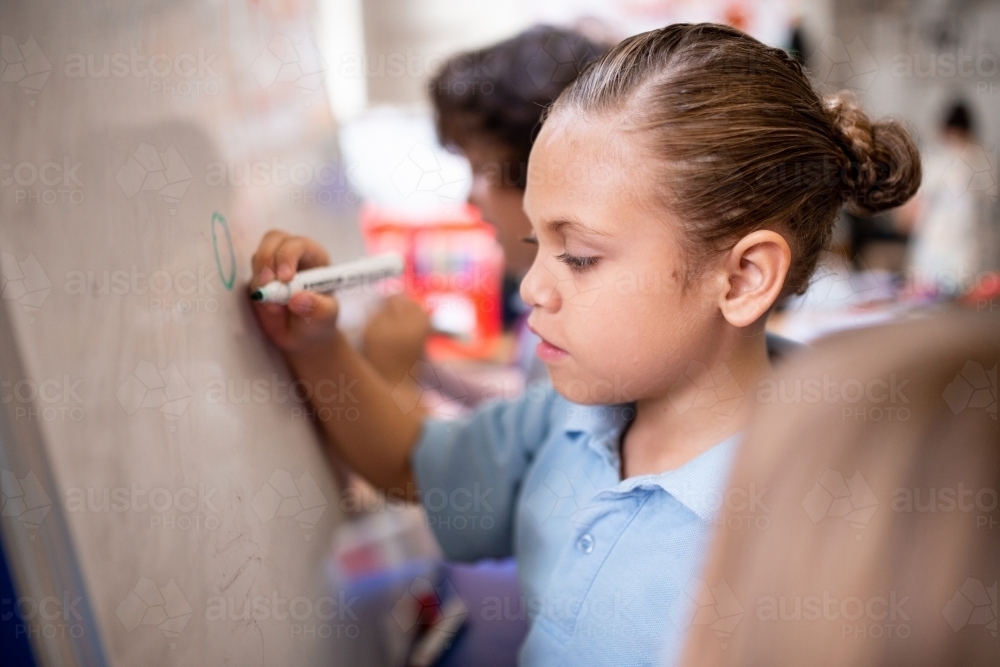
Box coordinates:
[825,91,922,215]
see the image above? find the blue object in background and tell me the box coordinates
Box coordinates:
[0,533,38,667]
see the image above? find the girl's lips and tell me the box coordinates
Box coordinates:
[536,338,568,362]
[527,322,568,362]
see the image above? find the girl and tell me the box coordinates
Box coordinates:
[251,23,920,666]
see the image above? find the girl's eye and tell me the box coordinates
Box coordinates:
[555,252,600,272]
[521,235,538,245]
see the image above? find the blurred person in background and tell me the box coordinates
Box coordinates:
[681,311,999,667]
[362,26,612,392]
[900,101,995,297]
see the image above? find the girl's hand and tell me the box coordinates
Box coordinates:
[363,294,431,383]
[250,230,341,354]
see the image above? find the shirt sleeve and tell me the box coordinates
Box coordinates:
[411,380,560,561]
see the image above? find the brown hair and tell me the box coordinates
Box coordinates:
[430,26,609,188]
[681,311,1000,667]
[549,23,921,293]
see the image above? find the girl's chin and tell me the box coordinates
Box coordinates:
[548,366,641,406]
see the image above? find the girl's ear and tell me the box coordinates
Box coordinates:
[717,230,791,328]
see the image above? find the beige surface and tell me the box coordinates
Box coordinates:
[0,1,377,665]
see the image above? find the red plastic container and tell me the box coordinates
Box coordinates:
[360,203,504,360]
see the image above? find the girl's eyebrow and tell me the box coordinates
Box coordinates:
[546,218,612,238]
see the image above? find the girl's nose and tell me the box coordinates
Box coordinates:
[520,255,561,312]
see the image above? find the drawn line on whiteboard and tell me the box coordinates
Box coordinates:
[211,211,236,291]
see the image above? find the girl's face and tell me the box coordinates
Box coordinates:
[521,112,725,405]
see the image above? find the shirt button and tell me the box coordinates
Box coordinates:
[577,533,594,554]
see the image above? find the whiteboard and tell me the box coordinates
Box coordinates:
[0,0,382,664]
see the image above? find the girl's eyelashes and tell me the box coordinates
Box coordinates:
[555,252,600,272]
[522,234,598,272]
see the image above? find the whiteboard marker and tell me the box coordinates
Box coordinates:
[251,252,404,304]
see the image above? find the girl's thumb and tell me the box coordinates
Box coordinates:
[289,292,338,322]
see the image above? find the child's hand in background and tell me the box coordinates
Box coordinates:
[363,294,431,384]
[250,230,341,354]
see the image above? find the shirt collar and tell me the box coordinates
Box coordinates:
[619,434,742,523]
[562,400,742,523]
[562,401,635,466]
[562,401,634,437]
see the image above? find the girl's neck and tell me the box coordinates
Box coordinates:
[620,328,772,478]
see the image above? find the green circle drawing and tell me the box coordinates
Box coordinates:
[211,211,236,291]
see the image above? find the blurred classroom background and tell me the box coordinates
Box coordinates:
[318,0,1000,386]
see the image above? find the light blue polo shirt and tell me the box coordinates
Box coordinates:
[411,380,740,667]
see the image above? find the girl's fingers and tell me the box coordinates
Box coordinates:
[288,292,340,321]
[252,230,291,281]
[294,241,331,271]
[273,237,330,282]
[288,292,316,317]
[252,233,331,292]
[288,292,339,326]
[251,301,291,346]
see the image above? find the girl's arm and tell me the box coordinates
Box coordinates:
[286,331,422,498]
[250,230,422,498]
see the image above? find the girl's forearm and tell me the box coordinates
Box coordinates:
[285,331,423,499]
